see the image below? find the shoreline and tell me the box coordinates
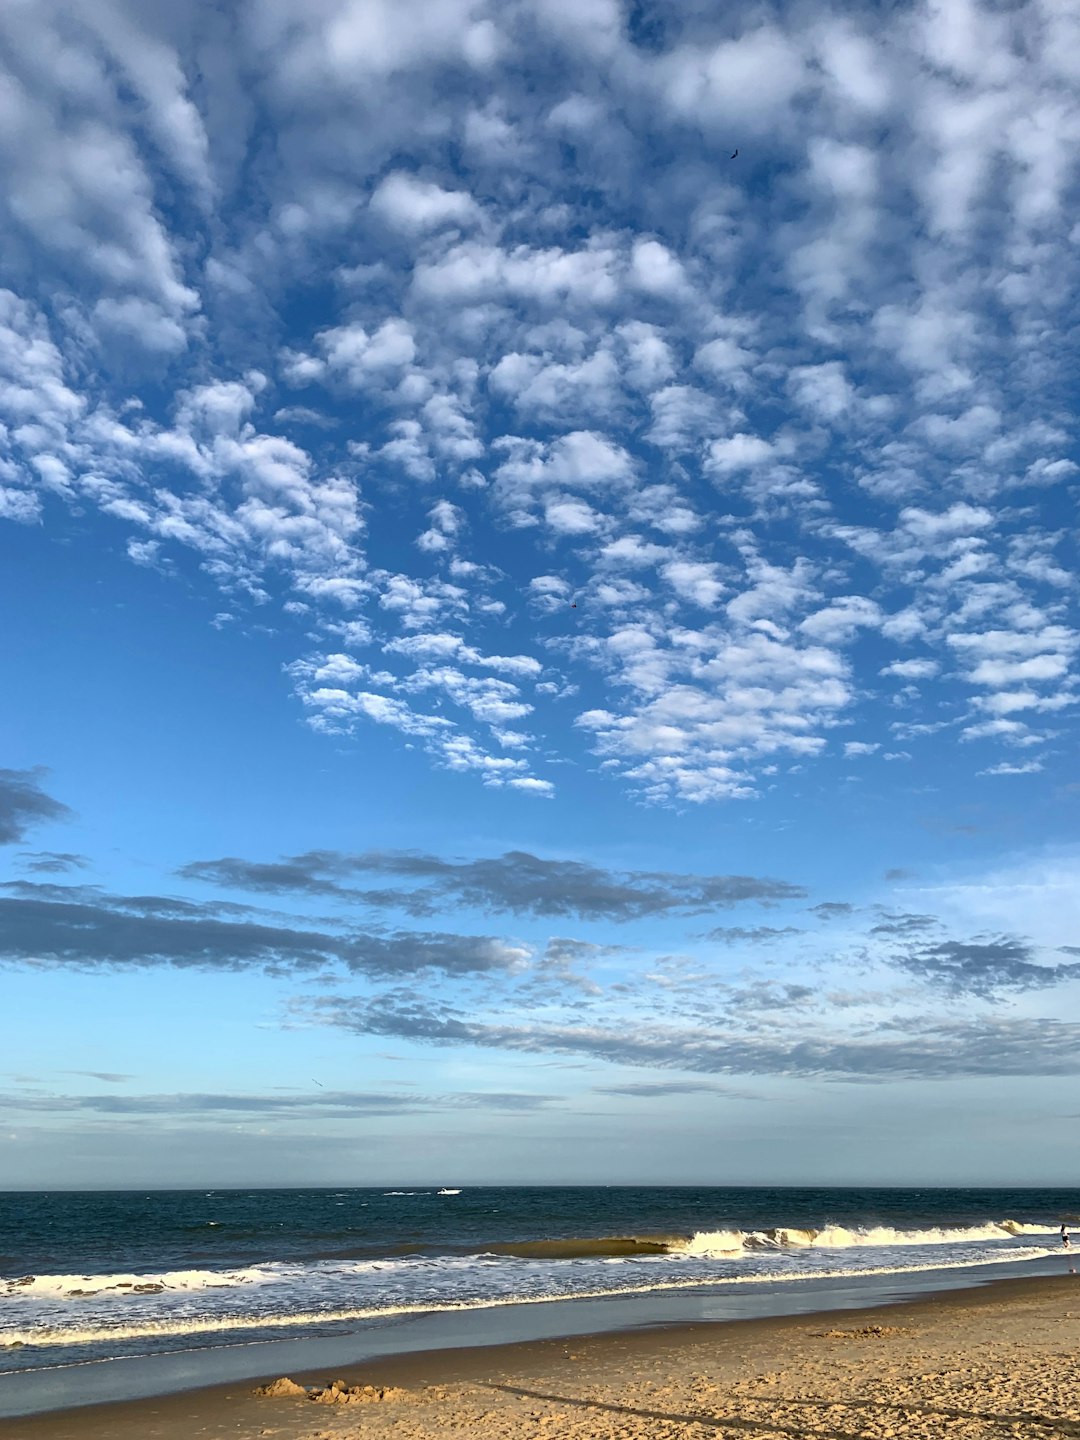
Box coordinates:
[2,1267,1078,1439]
[1,1249,1070,1418]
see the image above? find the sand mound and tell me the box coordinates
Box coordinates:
[820,1324,907,1339]
[253,1377,308,1398]
[311,1382,408,1404]
[253,1376,408,1404]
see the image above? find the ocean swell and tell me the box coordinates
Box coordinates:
[0,1219,1059,1300]
[472,1219,1057,1262]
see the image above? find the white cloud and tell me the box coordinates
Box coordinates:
[647,386,726,450]
[900,503,995,544]
[617,321,675,391]
[489,346,622,421]
[576,622,853,805]
[529,574,571,599]
[0,291,85,438]
[544,495,604,535]
[598,534,670,569]
[788,362,857,423]
[726,557,816,627]
[506,776,555,795]
[380,420,435,481]
[417,498,465,552]
[0,54,200,347]
[705,434,775,475]
[815,22,892,114]
[656,26,808,129]
[629,239,689,299]
[308,319,417,387]
[881,659,940,680]
[369,172,480,232]
[384,633,541,678]
[93,297,189,354]
[695,335,755,383]
[0,484,40,522]
[492,430,635,526]
[413,239,621,308]
[377,573,468,629]
[799,596,882,645]
[661,559,725,609]
[844,741,879,757]
[626,484,700,537]
[979,759,1044,776]
[2,0,1078,807]
[289,649,554,794]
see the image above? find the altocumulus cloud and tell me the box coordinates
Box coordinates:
[0,1088,554,1119]
[0,770,71,845]
[304,996,1080,1082]
[0,0,1076,804]
[892,935,1080,998]
[18,851,89,874]
[593,1081,759,1100]
[704,925,803,945]
[0,883,528,978]
[179,849,808,919]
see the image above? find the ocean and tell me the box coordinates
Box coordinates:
[1,1186,1077,1414]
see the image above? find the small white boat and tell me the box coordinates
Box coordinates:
[437,1188,462,1195]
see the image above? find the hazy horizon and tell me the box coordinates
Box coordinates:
[3,1180,1080,1193]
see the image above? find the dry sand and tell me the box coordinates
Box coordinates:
[4,1272,1079,1440]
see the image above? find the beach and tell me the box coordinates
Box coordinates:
[5,1184,1072,1392]
[4,1271,1077,1440]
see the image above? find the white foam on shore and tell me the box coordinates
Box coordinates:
[1,1266,282,1300]
[2,1219,1057,1303]
[1,1246,1056,1353]
[1,1216,1062,1372]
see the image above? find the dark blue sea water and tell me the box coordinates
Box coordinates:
[2,1184,1077,1386]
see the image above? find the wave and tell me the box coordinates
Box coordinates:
[1,1246,1056,1353]
[470,1219,1058,1262]
[1,1220,1059,1298]
[673,1219,1057,1258]
[484,1234,683,1260]
[1,1266,277,1300]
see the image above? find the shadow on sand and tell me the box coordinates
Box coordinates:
[481,1381,1080,1438]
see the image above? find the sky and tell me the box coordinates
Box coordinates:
[1,0,1079,1190]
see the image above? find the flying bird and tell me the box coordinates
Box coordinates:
[312,1079,324,1087]
[730,148,738,159]
[571,602,577,609]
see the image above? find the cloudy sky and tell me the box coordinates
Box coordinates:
[1,0,1079,1189]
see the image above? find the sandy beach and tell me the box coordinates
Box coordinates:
[4,1271,1078,1440]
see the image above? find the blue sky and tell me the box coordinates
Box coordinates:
[1,0,1079,1188]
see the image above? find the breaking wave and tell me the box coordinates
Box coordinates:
[0,1213,1063,1371]
[673,1219,1055,1258]
[480,1219,1055,1262]
[1,1246,1058,1352]
[1,1266,274,1301]
[0,1219,1058,1300]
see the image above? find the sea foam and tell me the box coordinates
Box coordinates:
[674,1219,1054,1257]
[2,1245,1057,1354]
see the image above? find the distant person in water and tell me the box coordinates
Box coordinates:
[1061,1224,1070,1248]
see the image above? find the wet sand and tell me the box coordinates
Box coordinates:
[3,1272,1078,1440]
